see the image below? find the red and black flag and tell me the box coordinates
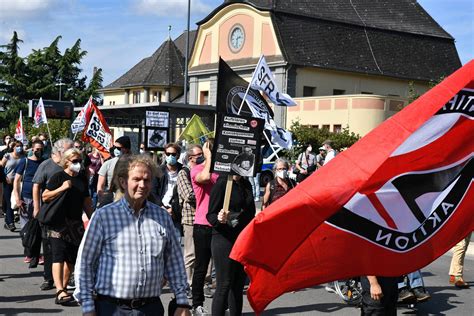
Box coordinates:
[230,60,474,314]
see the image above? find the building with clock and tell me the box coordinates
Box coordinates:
[102,0,461,137]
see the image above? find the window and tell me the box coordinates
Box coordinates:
[333,124,342,133]
[322,124,330,130]
[152,91,162,102]
[361,91,373,95]
[200,91,209,105]
[133,91,141,103]
[333,89,345,95]
[303,86,316,97]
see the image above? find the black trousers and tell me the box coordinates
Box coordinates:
[95,298,164,316]
[211,233,246,316]
[42,231,53,282]
[191,224,212,308]
[360,276,399,316]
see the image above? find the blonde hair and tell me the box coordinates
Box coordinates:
[60,148,82,168]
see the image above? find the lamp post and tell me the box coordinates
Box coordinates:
[56,78,66,101]
[184,0,191,105]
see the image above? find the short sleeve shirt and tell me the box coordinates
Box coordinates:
[297,152,316,170]
[98,157,119,191]
[32,158,63,190]
[15,157,43,199]
[191,163,219,226]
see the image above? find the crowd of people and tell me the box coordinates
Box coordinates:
[0,133,471,315]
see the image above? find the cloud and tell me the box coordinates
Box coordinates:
[0,0,58,19]
[132,0,212,17]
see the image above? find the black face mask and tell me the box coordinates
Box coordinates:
[33,150,43,159]
[195,156,205,165]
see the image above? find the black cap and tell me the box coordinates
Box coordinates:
[115,136,131,149]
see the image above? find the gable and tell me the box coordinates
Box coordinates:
[189,3,282,70]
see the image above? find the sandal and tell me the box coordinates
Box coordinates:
[55,289,73,305]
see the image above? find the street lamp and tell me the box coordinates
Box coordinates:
[56,78,66,101]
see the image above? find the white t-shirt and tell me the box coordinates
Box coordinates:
[162,170,179,207]
[324,149,336,165]
[97,157,119,191]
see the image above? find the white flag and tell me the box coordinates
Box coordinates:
[15,112,27,145]
[33,97,48,128]
[71,96,93,133]
[250,55,297,106]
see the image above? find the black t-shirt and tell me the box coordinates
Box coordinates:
[46,170,89,226]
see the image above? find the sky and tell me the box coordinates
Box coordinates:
[1,0,472,87]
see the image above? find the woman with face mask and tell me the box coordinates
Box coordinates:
[262,158,296,208]
[1,140,24,231]
[41,148,92,306]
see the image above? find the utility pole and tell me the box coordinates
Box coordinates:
[56,78,66,101]
[184,0,191,105]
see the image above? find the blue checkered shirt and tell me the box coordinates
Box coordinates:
[74,197,189,313]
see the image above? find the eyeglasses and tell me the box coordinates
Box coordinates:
[70,159,82,164]
[75,146,83,149]
[165,152,177,157]
[276,168,288,171]
[190,153,203,157]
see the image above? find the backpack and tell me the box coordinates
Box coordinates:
[170,167,192,226]
[267,178,296,206]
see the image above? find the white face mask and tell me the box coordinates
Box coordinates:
[276,170,288,179]
[70,162,81,173]
[307,146,312,152]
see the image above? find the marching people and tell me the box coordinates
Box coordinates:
[87,147,103,209]
[190,139,219,315]
[322,139,337,164]
[397,270,431,303]
[262,158,296,208]
[13,139,44,266]
[449,232,472,288]
[1,140,25,232]
[177,144,201,290]
[294,143,316,183]
[360,275,399,316]
[74,154,191,316]
[207,174,256,316]
[152,142,183,236]
[96,136,131,207]
[32,138,74,291]
[316,146,326,169]
[41,148,92,305]
[0,134,13,219]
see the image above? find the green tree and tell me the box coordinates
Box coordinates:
[286,120,360,161]
[0,32,103,138]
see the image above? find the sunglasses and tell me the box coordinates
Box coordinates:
[75,146,83,149]
[165,152,177,157]
[70,159,82,164]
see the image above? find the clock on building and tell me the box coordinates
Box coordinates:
[229,25,245,52]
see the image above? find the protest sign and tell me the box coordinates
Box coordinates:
[211,113,264,177]
[146,111,169,128]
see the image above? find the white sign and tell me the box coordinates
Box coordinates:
[85,112,112,151]
[146,111,169,128]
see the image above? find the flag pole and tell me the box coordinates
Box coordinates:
[45,121,53,143]
[263,132,279,159]
[237,54,263,115]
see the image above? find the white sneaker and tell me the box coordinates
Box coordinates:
[192,306,210,316]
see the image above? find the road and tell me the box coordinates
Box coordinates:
[0,223,472,315]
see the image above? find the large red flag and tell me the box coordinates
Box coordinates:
[230,60,474,314]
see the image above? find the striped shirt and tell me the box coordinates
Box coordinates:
[74,197,189,313]
[177,168,195,226]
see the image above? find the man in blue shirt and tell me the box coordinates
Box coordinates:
[75,155,191,316]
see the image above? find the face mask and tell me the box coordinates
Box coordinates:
[307,146,312,152]
[114,148,122,157]
[70,162,81,173]
[139,149,144,154]
[15,147,23,154]
[42,140,47,147]
[276,170,288,179]
[33,150,43,159]
[195,156,205,165]
[166,155,177,165]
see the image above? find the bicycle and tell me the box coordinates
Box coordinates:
[331,278,363,306]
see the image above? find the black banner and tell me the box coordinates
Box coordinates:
[211,113,264,176]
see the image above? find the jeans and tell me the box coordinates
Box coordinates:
[211,233,246,316]
[2,182,13,225]
[398,270,424,289]
[248,174,260,199]
[191,224,213,308]
[95,298,164,316]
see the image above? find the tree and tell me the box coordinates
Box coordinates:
[0,32,103,138]
[286,120,360,161]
